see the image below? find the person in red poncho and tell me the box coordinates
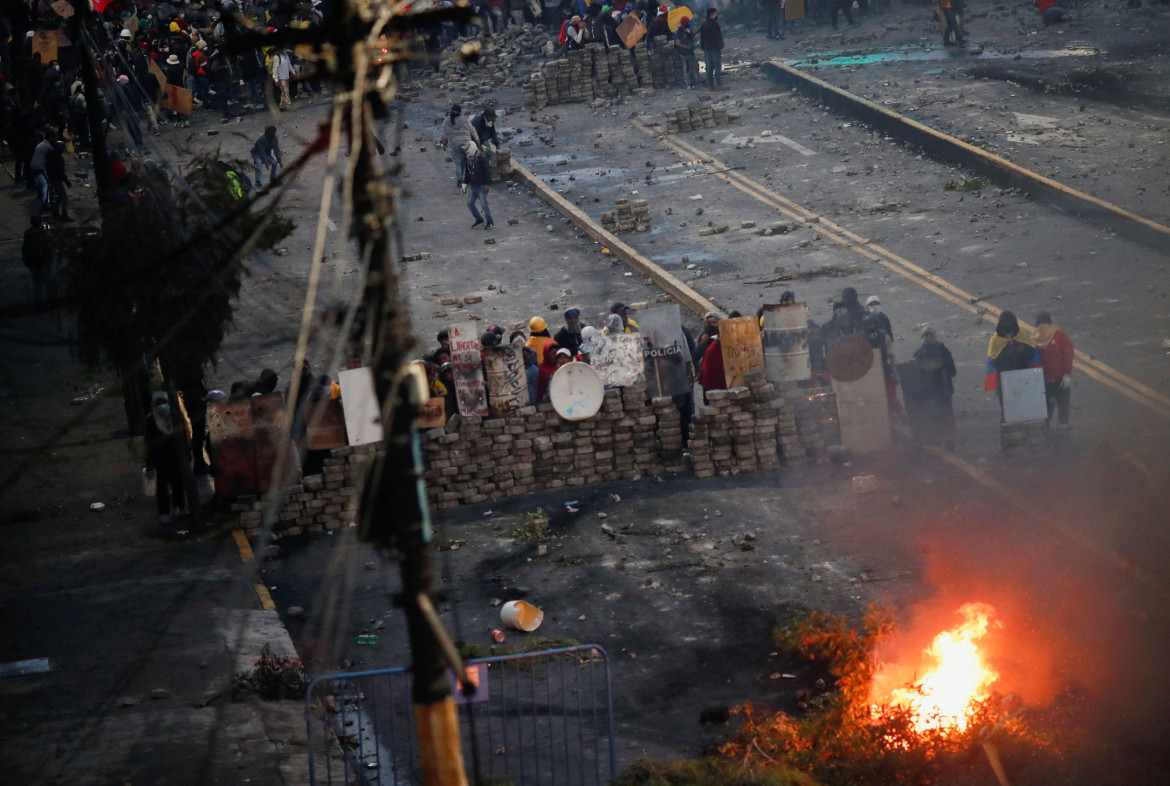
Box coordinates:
[698,334,726,404]
[536,342,561,403]
[1032,311,1074,427]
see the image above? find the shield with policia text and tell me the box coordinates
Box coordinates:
[638,304,692,398]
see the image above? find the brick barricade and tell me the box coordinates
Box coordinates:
[523,42,686,109]
[233,373,840,535]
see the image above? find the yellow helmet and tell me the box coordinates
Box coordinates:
[529,316,547,332]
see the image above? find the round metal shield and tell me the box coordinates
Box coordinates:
[825,333,874,383]
[549,362,604,421]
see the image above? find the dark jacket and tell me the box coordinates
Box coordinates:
[464,153,491,187]
[674,27,696,56]
[553,326,583,358]
[699,18,724,52]
[470,113,500,148]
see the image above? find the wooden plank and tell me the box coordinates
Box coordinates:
[31,30,57,63]
[720,316,765,389]
[448,322,489,417]
[171,85,193,116]
[417,397,448,430]
[616,15,646,49]
[304,398,348,450]
[483,345,528,418]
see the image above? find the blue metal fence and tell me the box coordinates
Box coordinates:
[306,645,617,785]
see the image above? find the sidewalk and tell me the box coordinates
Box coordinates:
[0,144,314,782]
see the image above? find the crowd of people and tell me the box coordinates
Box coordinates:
[1,1,331,218]
[412,290,1075,451]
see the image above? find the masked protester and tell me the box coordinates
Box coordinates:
[985,310,1043,418]
[527,316,554,356]
[440,104,480,191]
[554,307,586,357]
[865,294,892,339]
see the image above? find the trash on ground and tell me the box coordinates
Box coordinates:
[852,474,881,494]
[500,600,544,632]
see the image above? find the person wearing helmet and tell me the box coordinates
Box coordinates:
[526,316,554,357]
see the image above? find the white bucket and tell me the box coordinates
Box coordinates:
[499,600,544,632]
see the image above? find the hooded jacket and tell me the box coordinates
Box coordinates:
[537,343,561,402]
[1033,324,1074,383]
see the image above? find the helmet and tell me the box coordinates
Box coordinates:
[529,316,547,332]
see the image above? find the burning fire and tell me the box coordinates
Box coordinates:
[880,603,1000,734]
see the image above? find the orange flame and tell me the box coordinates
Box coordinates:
[881,603,1000,734]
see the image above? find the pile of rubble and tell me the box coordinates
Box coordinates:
[412,24,557,90]
[601,197,651,233]
[664,95,730,135]
[523,41,687,109]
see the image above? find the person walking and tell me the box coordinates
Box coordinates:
[251,125,283,187]
[271,49,293,110]
[832,0,858,29]
[937,0,964,45]
[698,7,724,90]
[673,16,699,89]
[143,392,193,527]
[463,142,494,229]
[44,141,72,222]
[1033,311,1074,428]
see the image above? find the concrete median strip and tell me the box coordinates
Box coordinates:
[508,160,717,318]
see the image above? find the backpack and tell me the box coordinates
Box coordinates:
[558,20,570,47]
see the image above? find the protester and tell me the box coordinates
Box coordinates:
[840,287,866,322]
[555,347,573,368]
[44,141,72,222]
[763,0,787,40]
[22,216,53,304]
[271,48,293,110]
[464,141,494,229]
[692,310,721,371]
[905,326,957,448]
[699,7,724,90]
[441,104,479,190]
[143,391,192,527]
[251,125,283,187]
[697,325,726,402]
[673,16,699,89]
[1033,312,1074,428]
[610,302,639,332]
[866,294,892,339]
[832,0,858,29]
[537,342,561,401]
[937,0,965,44]
[553,307,586,357]
[985,310,1042,416]
[470,107,500,161]
[578,325,600,363]
[527,316,555,356]
[522,345,540,404]
[862,314,902,418]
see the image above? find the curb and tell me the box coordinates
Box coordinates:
[508,161,717,317]
[761,59,1170,254]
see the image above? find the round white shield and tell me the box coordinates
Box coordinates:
[548,362,604,421]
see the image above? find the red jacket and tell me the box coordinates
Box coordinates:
[1035,326,1074,382]
[698,338,725,392]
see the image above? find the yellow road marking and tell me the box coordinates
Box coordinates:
[253,583,276,611]
[638,124,1170,419]
[232,529,255,563]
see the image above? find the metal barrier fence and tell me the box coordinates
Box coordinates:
[306,645,617,785]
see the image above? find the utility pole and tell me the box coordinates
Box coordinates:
[335,3,475,784]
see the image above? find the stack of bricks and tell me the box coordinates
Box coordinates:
[602,198,650,233]
[232,445,370,540]
[779,384,839,464]
[488,147,512,181]
[522,43,684,109]
[420,380,671,510]
[651,396,686,472]
[664,96,731,135]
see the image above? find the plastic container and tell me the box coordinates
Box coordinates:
[499,600,544,632]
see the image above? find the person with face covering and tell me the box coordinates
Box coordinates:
[440,104,480,190]
[865,294,892,339]
[553,307,586,357]
[905,326,957,448]
[578,325,600,363]
[470,107,500,161]
[143,391,193,526]
[463,141,494,229]
[537,342,561,402]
